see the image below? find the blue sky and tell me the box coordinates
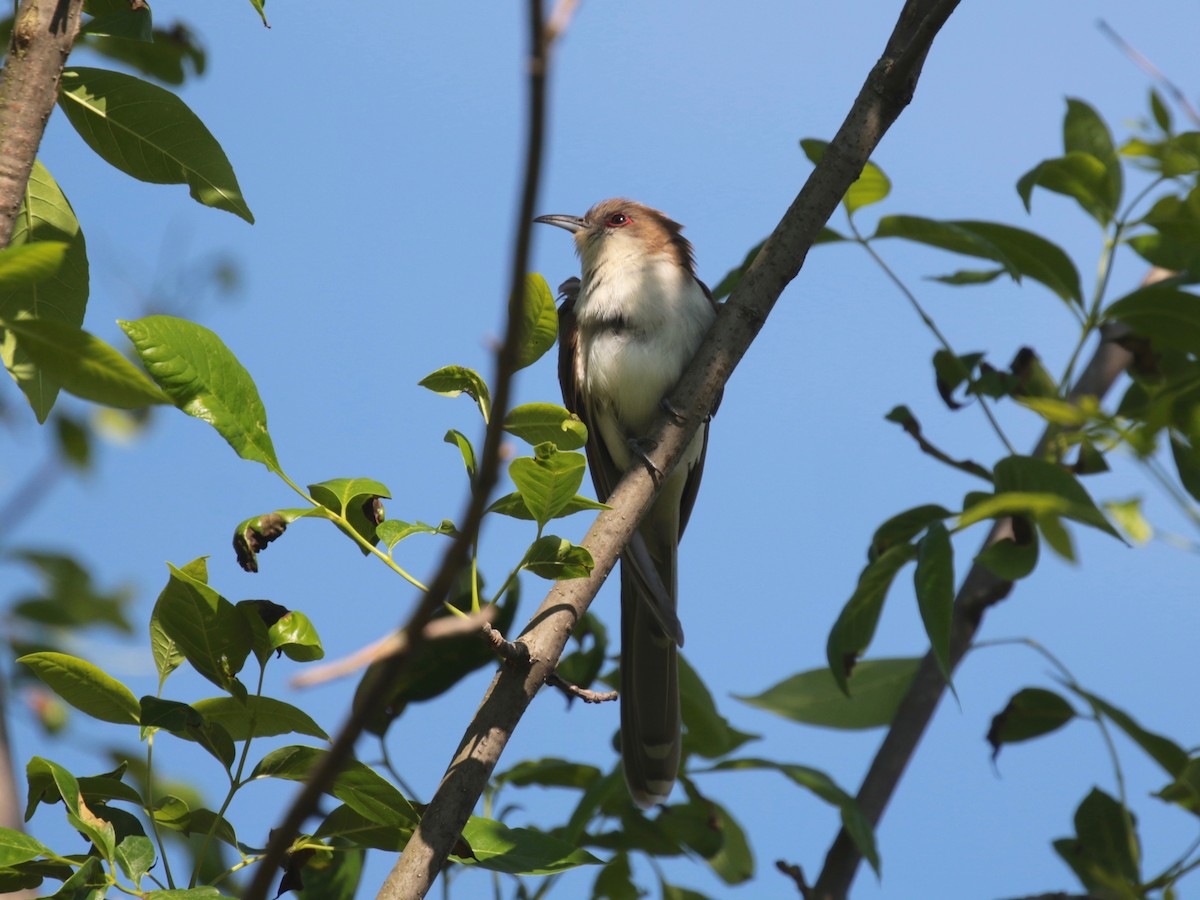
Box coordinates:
[6,1,1200,897]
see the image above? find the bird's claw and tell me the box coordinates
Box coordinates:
[628,436,663,485]
[659,396,687,426]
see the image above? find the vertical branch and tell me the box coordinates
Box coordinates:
[241,3,551,900]
[0,0,86,247]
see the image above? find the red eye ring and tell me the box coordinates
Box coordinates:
[605,213,630,227]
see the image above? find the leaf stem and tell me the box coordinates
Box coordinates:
[278,471,430,592]
[850,218,1016,455]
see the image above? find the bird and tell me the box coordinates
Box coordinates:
[534,198,718,808]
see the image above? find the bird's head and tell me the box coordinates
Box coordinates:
[535,199,695,274]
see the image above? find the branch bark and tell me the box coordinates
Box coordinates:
[0,0,85,248]
[380,1,963,896]
[811,318,1139,899]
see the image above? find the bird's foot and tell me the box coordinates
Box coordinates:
[659,396,687,426]
[628,436,663,485]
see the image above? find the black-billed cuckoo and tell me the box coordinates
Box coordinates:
[535,199,718,807]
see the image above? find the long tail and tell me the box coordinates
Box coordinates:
[619,520,680,809]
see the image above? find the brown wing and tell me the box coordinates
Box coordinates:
[556,277,623,505]
[678,276,721,538]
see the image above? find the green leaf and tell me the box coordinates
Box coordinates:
[376,518,457,548]
[453,816,601,874]
[517,273,557,370]
[444,429,476,479]
[0,241,67,288]
[1064,98,1121,214]
[17,652,139,725]
[712,240,764,301]
[1150,88,1172,133]
[251,746,418,828]
[308,477,389,551]
[800,138,891,213]
[736,657,921,729]
[974,521,1039,581]
[82,1,153,41]
[0,161,89,422]
[268,610,324,662]
[927,267,1006,286]
[114,834,155,884]
[419,365,491,424]
[120,315,280,473]
[996,455,1119,537]
[503,402,588,450]
[986,687,1076,759]
[874,216,1082,305]
[1170,436,1200,503]
[487,491,607,522]
[193,696,328,741]
[707,758,879,875]
[1069,687,1187,777]
[1017,152,1115,227]
[150,558,208,688]
[1105,283,1200,357]
[869,504,954,561]
[523,535,594,579]
[826,543,919,692]
[1054,788,1140,894]
[679,655,757,759]
[1,318,170,408]
[139,696,235,770]
[0,829,49,867]
[1104,498,1152,545]
[914,523,954,681]
[153,562,252,695]
[58,67,253,222]
[1125,188,1200,271]
[509,444,587,525]
[80,25,206,86]
[494,758,603,790]
[697,800,753,885]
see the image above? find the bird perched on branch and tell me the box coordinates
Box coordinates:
[535,199,718,807]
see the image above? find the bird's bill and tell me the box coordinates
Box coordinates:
[533,213,587,233]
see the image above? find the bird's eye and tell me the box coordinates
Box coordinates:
[605,213,629,227]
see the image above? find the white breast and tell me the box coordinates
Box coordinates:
[576,255,715,470]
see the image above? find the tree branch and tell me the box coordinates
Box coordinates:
[811,320,1137,899]
[242,2,552,899]
[0,0,85,248]
[379,1,964,896]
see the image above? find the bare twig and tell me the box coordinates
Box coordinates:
[545,672,617,704]
[1097,19,1200,127]
[776,860,812,897]
[242,0,552,895]
[378,0,965,897]
[890,409,994,481]
[289,609,498,689]
[0,0,86,247]
[544,0,579,45]
[482,623,530,663]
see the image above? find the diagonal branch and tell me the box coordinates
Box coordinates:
[811,320,1137,899]
[380,1,964,896]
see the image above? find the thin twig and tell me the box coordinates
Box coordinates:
[545,672,617,704]
[482,623,530,663]
[1097,19,1200,126]
[775,860,812,897]
[289,609,498,689]
[241,0,551,894]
